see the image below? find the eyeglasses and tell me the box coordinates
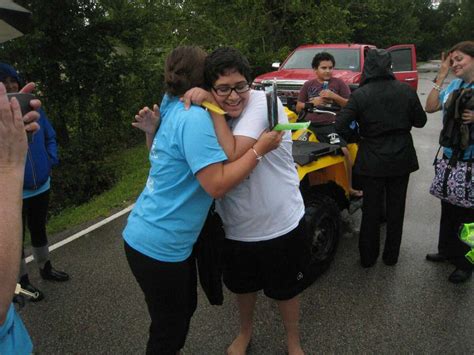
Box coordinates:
[212,82,250,96]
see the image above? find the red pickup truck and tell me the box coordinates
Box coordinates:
[252,43,418,110]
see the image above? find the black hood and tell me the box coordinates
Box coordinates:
[359,49,395,87]
[0,62,22,85]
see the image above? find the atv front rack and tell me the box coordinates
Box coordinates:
[292,141,341,166]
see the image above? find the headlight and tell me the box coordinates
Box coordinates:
[251,82,264,90]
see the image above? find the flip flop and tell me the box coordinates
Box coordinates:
[350,189,363,198]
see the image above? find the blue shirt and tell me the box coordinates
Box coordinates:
[0,304,33,355]
[440,79,474,160]
[123,95,227,262]
[23,178,50,199]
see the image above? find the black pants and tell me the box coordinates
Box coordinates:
[22,190,50,249]
[124,242,197,355]
[438,201,474,271]
[359,174,410,266]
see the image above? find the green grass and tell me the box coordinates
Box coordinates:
[46,144,150,236]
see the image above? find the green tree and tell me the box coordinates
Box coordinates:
[2,0,163,211]
[343,0,422,48]
[443,0,474,48]
[1,0,460,214]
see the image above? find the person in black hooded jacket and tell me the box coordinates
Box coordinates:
[335,49,427,267]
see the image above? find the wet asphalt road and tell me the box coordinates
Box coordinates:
[19,71,474,354]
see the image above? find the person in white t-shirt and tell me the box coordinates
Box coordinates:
[184,47,308,355]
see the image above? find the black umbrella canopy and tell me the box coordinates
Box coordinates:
[0,0,32,43]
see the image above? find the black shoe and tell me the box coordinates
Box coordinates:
[383,257,398,266]
[383,251,399,266]
[361,259,376,268]
[12,294,26,308]
[40,261,70,282]
[426,253,447,262]
[19,276,44,302]
[448,268,472,284]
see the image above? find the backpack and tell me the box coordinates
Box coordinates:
[439,85,474,151]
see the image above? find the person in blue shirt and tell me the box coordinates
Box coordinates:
[123,46,283,354]
[0,63,69,302]
[0,81,40,355]
[425,41,474,283]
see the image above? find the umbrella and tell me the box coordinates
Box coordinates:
[0,0,31,43]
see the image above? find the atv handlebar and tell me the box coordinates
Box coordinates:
[303,102,339,115]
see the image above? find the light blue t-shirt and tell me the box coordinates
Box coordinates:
[0,304,33,355]
[23,177,50,199]
[440,79,474,160]
[123,95,227,262]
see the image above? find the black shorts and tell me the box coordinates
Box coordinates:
[222,218,310,301]
[310,123,348,147]
[124,242,197,355]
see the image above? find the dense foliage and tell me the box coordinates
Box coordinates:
[1,0,471,213]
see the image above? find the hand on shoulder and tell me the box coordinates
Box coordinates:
[182,87,214,110]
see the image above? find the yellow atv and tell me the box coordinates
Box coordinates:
[285,106,360,277]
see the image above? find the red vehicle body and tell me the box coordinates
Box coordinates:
[252,43,418,110]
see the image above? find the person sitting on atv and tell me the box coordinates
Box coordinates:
[296,52,362,198]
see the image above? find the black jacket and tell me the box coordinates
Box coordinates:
[335,49,427,177]
[194,207,225,306]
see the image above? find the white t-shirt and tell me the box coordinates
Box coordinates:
[215,90,305,242]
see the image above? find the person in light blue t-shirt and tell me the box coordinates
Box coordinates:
[0,82,40,355]
[123,46,283,354]
[425,41,474,284]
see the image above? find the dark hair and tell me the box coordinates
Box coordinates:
[449,41,474,57]
[311,52,335,69]
[164,46,207,96]
[204,47,252,88]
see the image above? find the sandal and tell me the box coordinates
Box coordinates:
[350,189,363,198]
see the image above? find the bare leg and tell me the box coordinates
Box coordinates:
[342,147,362,197]
[227,292,257,355]
[277,296,304,355]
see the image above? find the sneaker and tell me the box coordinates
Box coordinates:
[327,133,340,145]
[40,261,70,282]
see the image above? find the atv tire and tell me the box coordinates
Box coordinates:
[304,193,341,282]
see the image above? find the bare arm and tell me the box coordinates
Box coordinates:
[0,83,40,324]
[462,109,474,125]
[196,130,283,198]
[183,88,257,161]
[320,90,349,107]
[208,111,256,161]
[133,105,160,150]
[425,52,451,113]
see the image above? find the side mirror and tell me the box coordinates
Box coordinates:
[271,62,280,69]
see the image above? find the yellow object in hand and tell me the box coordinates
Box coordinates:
[202,101,226,115]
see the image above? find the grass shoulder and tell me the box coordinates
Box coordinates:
[47,144,149,236]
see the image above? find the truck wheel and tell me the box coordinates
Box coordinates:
[305,194,341,271]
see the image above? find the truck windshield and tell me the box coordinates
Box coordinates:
[283,48,360,72]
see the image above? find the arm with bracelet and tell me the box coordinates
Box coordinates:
[425,52,451,113]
